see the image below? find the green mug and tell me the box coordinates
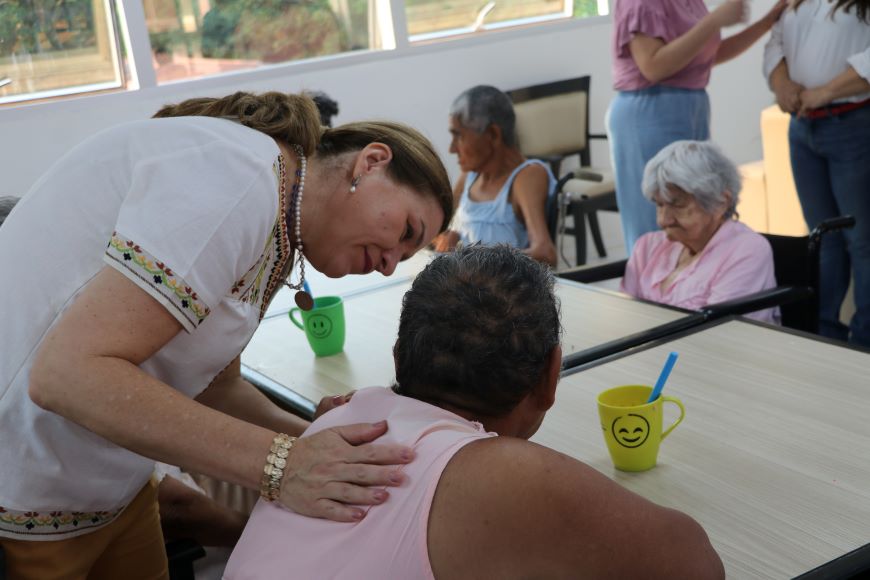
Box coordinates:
[288,296,345,357]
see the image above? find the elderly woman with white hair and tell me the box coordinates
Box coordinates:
[434,85,557,266]
[620,140,780,324]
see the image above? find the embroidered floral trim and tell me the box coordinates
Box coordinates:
[231,156,292,319]
[106,233,210,328]
[0,505,125,537]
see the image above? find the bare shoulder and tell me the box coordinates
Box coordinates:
[428,436,724,579]
[513,163,549,194]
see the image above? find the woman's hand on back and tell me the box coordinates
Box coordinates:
[280,421,413,522]
[313,391,355,420]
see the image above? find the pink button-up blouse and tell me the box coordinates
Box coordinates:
[620,220,781,324]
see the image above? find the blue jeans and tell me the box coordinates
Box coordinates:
[607,87,711,252]
[789,105,870,347]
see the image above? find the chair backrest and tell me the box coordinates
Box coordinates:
[761,232,817,332]
[507,77,592,169]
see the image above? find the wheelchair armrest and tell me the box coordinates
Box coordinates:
[557,259,628,284]
[812,215,856,236]
[701,286,814,320]
[573,169,604,182]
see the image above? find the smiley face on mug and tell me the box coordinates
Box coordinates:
[306,314,333,339]
[611,414,650,448]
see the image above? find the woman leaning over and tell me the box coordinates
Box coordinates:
[0,91,452,579]
[434,85,557,266]
[621,140,780,324]
[764,0,870,347]
[608,0,788,252]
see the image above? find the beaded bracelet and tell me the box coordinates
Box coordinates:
[260,433,296,502]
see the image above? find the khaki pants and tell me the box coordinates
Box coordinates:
[1,479,169,580]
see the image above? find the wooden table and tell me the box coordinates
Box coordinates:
[533,319,870,579]
[242,279,689,412]
[263,251,433,318]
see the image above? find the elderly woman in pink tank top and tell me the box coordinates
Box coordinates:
[620,140,780,324]
[225,245,724,579]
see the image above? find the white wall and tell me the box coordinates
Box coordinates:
[0,2,777,197]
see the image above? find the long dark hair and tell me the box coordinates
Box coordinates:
[794,0,869,22]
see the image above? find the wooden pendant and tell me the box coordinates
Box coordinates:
[295,290,314,311]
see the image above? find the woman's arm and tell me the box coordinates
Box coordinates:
[195,356,309,437]
[158,474,248,546]
[768,59,804,113]
[29,266,412,522]
[716,0,787,64]
[798,64,870,113]
[429,438,725,579]
[629,0,747,84]
[432,173,467,252]
[512,164,557,266]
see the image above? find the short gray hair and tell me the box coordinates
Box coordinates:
[0,196,19,228]
[641,140,741,219]
[449,85,517,148]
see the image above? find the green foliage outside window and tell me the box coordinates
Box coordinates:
[0,0,97,58]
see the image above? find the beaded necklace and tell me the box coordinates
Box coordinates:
[282,144,314,310]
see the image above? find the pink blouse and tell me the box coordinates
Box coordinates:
[224,387,495,579]
[620,220,781,324]
[612,0,721,90]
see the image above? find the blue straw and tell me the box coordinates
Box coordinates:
[303,280,312,298]
[647,351,679,403]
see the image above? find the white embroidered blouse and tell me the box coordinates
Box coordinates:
[0,117,292,539]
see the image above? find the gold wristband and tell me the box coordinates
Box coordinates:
[260,433,296,502]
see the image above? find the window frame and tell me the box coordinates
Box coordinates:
[0,0,611,105]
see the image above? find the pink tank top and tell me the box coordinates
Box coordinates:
[224,387,495,579]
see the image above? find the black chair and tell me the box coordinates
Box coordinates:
[506,76,617,267]
[166,538,207,580]
[701,216,855,332]
[557,216,857,334]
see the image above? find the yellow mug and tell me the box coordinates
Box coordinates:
[597,385,685,472]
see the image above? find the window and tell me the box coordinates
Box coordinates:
[143,0,390,84]
[0,0,608,103]
[406,0,603,42]
[0,0,125,104]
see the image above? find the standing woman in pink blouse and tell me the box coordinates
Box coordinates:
[608,0,788,252]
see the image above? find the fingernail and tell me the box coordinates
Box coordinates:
[352,510,365,521]
[389,471,403,485]
[400,449,414,462]
[332,395,344,404]
[373,420,387,429]
[373,491,388,503]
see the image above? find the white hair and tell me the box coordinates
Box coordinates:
[641,140,741,219]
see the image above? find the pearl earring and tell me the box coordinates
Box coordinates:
[350,175,361,193]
